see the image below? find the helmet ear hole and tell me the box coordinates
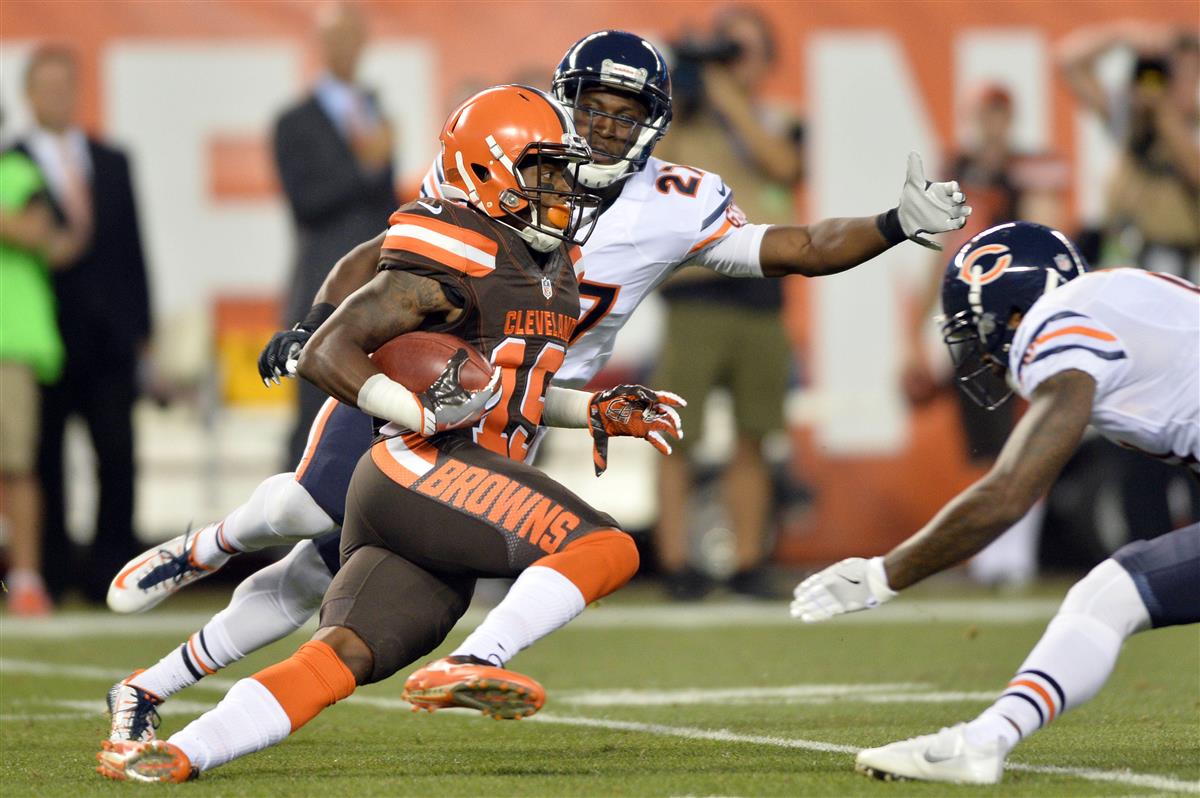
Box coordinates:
[471,163,491,183]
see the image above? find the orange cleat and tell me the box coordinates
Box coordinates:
[95,739,195,783]
[402,655,545,720]
[6,583,53,617]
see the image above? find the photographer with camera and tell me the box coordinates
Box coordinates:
[652,8,803,601]
[1059,22,1200,278]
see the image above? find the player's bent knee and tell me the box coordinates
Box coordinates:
[542,529,640,604]
[265,474,338,539]
[1109,523,1200,629]
[1058,558,1151,639]
[312,626,375,685]
[279,540,335,616]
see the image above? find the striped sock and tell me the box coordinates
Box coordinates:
[987,668,1066,740]
[131,636,213,700]
[191,522,239,569]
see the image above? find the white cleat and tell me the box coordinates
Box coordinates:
[107,670,162,742]
[855,724,1005,785]
[107,527,222,614]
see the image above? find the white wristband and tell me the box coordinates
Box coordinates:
[866,556,898,600]
[542,386,591,428]
[356,373,427,433]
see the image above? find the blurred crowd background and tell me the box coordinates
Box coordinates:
[1,0,1196,611]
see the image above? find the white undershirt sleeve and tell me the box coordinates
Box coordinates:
[541,386,591,429]
[685,223,770,278]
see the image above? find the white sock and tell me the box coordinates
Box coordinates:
[190,522,235,570]
[169,678,292,773]
[131,541,332,699]
[965,559,1149,750]
[452,566,585,666]
[219,473,338,554]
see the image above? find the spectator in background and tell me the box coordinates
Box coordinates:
[900,84,1067,587]
[273,2,397,468]
[0,136,89,615]
[1059,23,1200,278]
[13,45,153,603]
[653,8,803,600]
[1058,23,1200,546]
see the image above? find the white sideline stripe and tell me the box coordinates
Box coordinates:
[0,599,1063,639]
[0,658,237,693]
[0,660,994,708]
[532,714,1200,794]
[556,684,998,707]
[1,658,1195,793]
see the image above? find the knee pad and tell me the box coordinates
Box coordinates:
[1058,558,1151,640]
[263,474,338,540]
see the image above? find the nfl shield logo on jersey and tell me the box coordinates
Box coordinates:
[541,277,553,299]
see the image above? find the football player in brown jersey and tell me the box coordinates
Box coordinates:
[96,85,683,783]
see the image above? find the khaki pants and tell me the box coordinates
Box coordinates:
[653,301,791,452]
[0,362,39,474]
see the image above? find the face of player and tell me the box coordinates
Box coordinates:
[26,57,78,133]
[517,157,574,229]
[571,88,651,166]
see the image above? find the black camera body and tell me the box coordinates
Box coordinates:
[670,35,744,120]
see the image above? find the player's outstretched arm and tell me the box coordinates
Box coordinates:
[792,370,1094,622]
[259,232,386,383]
[759,153,971,278]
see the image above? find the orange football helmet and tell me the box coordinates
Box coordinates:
[438,85,599,252]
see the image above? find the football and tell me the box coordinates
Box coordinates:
[370,331,494,394]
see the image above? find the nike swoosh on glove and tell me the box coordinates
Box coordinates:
[897,152,973,251]
[414,350,503,436]
[588,385,685,476]
[790,556,898,623]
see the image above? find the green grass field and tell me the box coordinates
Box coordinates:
[2,581,1198,796]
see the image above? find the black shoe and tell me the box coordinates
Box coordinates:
[662,567,713,602]
[727,567,787,600]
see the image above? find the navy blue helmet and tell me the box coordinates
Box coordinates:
[940,221,1089,409]
[552,30,672,189]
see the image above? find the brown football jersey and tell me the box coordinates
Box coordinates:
[378,198,581,462]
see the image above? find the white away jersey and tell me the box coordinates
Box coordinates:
[421,156,766,387]
[1008,268,1200,471]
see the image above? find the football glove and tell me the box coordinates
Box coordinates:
[414,349,503,436]
[587,385,685,476]
[257,327,311,385]
[790,556,898,623]
[897,152,972,251]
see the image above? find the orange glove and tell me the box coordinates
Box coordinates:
[587,385,685,476]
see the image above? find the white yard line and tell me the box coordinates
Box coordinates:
[532,714,1200,794]
[3,657,1196,793]
[0,598,1063,639]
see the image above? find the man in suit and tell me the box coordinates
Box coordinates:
[273,2,397,466]
[16,45,153,602]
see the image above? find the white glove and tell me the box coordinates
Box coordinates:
[897,152,972,251]
[790,556,898,623]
